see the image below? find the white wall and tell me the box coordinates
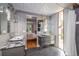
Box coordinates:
[14,12,27,35]
[48,13,59,47]
[63,9,77,56]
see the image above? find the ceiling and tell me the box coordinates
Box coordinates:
[12,3,72,16]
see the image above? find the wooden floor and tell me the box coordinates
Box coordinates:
[26,38,37,49]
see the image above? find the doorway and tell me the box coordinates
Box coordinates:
[26,18,37,49]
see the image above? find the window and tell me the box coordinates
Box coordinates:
[44,19,47,32]
[58,10,64,49]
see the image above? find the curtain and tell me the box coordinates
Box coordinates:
[63,9,77,56]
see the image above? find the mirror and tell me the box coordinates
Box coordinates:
[38,20,44,32]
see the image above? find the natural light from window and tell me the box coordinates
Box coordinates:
[59,10,64,49]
